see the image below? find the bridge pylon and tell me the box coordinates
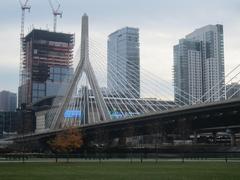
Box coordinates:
[50,13,111,129]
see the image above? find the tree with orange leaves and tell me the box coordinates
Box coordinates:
[49,127,83,162]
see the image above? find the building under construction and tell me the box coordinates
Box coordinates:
[18,29,74,106]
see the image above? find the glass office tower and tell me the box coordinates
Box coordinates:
[107,27,140,98]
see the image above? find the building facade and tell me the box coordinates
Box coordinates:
[174,24,225,105]
[186,24,225,102]
[107,27,140,98]
[174,39,202,105]
[0,112,17,138]
[18,29,74,106]
[0,91,17,112]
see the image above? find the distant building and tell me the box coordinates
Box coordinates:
[0,112,17,138]
[0,91,17,112]
[107,27,140,98]
[174,39,202,105]
[186,24,225,102]
[18,29,74,107]
[174,24,225,105]
[16,106,36,134]
[226,83,240,99]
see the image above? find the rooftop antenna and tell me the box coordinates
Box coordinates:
[48,0,63,32]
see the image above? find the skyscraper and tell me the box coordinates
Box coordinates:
[107,27,140,98]
[174,24,225,105]
[0,91,17,112]
[18,29,74,106]
[174,39,202,105]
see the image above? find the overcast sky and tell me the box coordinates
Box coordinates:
[1,0,240,93]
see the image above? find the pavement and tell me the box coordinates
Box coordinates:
[0,158,240,163]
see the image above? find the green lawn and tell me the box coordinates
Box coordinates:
[0,161,239,180]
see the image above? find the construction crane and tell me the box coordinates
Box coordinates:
[19,0,31,39]
[18,0,31,106]
[48,0,63,32]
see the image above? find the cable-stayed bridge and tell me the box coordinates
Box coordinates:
[9,14,240,147]
[45,14,179,130]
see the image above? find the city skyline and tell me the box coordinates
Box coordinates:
[0,7,240,175]
[1,0,240,93]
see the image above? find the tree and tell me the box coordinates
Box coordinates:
[49,127,83,162]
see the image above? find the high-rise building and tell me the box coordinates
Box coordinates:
[107,27,140,98]
[18,29,74,106]
[0,91,17,112]
[186,24,225,102]
[174,24,225,105]
[174,39,202,105]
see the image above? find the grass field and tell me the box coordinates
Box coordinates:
[0,161,240,180]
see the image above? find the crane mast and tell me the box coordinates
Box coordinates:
[18,0,31,106]
[20,0,31,39]
[48,0,63,32]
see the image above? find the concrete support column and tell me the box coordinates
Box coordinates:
[118,137,127,146]
[212,132,217,144]
[193,131,198,144]
[161,131,167,144]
